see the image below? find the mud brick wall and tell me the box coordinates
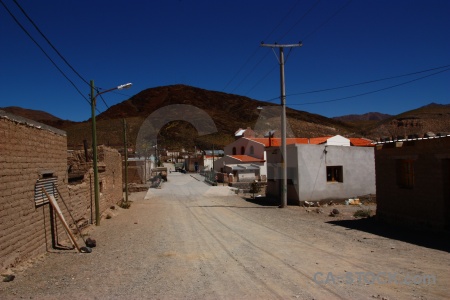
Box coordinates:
[0,114,69,270]
[97,146,123,213]
[375,138,450,230]
[125,160,145,184]
[0,111,124,271]
[67,146,123,224]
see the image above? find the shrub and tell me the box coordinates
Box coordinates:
[353,209,372,218]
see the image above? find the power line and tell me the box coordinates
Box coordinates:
[243,0,344,96]
[265,64,450,102]
[12,0,90,86]
[302,0,353,42]
[0,0,93,109]
[278,0,321,42]
[223,0,302,92]
[288,67,450,106]
[3,1,115,115]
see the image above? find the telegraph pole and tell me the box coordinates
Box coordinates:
[123,119,129,203]
[90,80,101,225]
[260,42,302,208]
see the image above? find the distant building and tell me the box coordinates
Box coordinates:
[234,127,255,139]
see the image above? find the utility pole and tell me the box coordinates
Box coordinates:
[90,80,101,225]
[261,42,302,208]
[90,81,132,225]
[123,119,129,203]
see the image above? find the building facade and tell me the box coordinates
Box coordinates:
[266,140,376,205]
[1,110,123,270]
[375,137,450,230]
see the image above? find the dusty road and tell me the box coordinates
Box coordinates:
[1,172,449,299]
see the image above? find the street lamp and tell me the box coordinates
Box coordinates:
[90,80,132,226]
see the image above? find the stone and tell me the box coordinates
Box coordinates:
[2,274,15,282]
[85,237,96,248]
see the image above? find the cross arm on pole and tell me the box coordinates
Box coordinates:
[260,42,303,48]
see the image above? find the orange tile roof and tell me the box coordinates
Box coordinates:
[349,138,375,147]
[248,136,374,147]
[228,155,265,162]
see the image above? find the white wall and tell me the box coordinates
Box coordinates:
[266,144,375,203]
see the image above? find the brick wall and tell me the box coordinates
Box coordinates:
[0,111,124,271]
[97,146,123,213]
[0,114,68,270]
[67,146,123,224]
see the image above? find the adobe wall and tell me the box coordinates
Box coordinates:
[0,110,124,271]
[375,138,450,230]
[67,146,123,223]
[0,112,68,270]
[124,160,153,184]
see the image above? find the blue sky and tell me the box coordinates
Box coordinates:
[1,0,449,122]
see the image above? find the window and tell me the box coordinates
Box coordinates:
[241,146,245,155]
[232,147,236,155]
[396,159,414,188]
[250,146,254,155]
[327,166,343,182]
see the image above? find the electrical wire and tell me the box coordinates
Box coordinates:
[7,0,115,113]
[0,0,94,110]
[278,0,321,42]
[223,0,302,92]
[289,67,450,106]
[244,0,342,95]
[265,64,450,102]
[302,0,353,42]
[12,0,90,86]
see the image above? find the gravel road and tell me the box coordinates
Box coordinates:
[1,172,449,299]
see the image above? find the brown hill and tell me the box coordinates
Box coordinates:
[365,103,450,139]
[84,84,353,151]
[0,106,76,129]
[333,112,392,122]
[8,85,448,150]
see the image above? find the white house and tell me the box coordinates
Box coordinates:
[266,138,375,205]
[216,134,374,187]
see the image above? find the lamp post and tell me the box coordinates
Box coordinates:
[91,80,132,226]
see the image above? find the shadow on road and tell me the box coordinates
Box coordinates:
[244,196,299,207]
[327,217,450,253]
[191,205,276,209]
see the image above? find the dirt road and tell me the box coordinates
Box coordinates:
[1,172,449,299]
